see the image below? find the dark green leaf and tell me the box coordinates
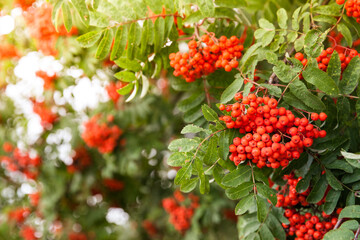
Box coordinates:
[225,182,253,200]
[339,56,360,94]
[303,66,340,96]
[289,79,326,111]
[220,76,244,103]
[174,164,192,185]
[256,183,277,205]
[154,17,165,53]
[337,23,352,47]
[202,104,219,122]
[203,137,218,165]
[259,224,274,240]
[221,165,252,187]
[339,205,360,218]
[324,189,341,214]
[307,175,328,203]
[235,195,254,215]
[326,170,343,190]
[327,51,341,85]
[257,198,268,223]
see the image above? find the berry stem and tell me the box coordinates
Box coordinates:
[355,225,360,240]
[333,218,344,229]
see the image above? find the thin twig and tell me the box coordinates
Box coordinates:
[334,218,344,229]
[203,77,211,106]
[355,225,360,240]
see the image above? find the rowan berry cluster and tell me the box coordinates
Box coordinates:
[142,220,158,237]
[0,43,19,60]
[8,207,31,224]
[67,147,91,174]
[219,93,327,168]
[276,173,310,208]
[106,82,127,105]
[32,101,58,128]
[36,70,57,90]
[68,232,88,240]
[295,47,360,74]
[24,3,77,56]
[283,208,341,239]
[15,0,35,10]
[1,147,41,179]
[20,225,38,240]
[102,178,124,191]
[169,34,244,82]
[81,115,123,154]
[162,191,199,233]
[336,0,360,23]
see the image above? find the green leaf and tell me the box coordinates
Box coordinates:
[323,229,354,240]
[306,175,328,203]
[61,2,72,32]
[324,189,341,214]
[154,17,165,53]
[203,137,218,165]
[292,7,301,31]
[89,11,109,27]
[200,174,210,194]
[221,165,252,187]
[259,224,274,240]
[337,23,352,47]
[254,29,266,39]
[177,92,205,112]
[313,15,337,24]
[220,76,244,103]
[168,138,199,152]
[114,58,141,72]
[283,92,315,112]
[125,78,138,102]
[273,61,299,83]
[289,80,325,111]
[339,220,359,231]
[327,160,354,173]
[139,19,150,55]
[327,51,341,85]
[303,66,340,96]
[95,29,112,60]
[110,27,128,61]
[313,4,342,16]
[70,0,90,26]
[345,158,360,169]
[304,29,325,58]
[174,164,192,185]
[257,198,268,223]
[260,83,282,97]
[218,129,234,161]
[287,32,297,42]
[277,8,288,29]
[214,0,246,7]
[240,43,262,70]
[167,152,189,167]
[294,35,305,52]
[342,150,360,160]
[126,23,137,60]
[180,177,198,193]
[339,205,360,218]
[114,71,136,82]
[52,0,63,31]
[202,104,219,122]
[339,56,360,94]
[181,124,210,134]
[235,195,254,215]
[343,169,360,184]
[266,214,286,240]
[262,31,276,47]
[259,18,275,30]
[197,0,215,16]
[256,183,277,205]
[326,170,343,190]
[76,31,103,48]
[116,83,133,95]
[225,182,253,200]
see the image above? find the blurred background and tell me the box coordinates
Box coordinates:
[0,0,239,239]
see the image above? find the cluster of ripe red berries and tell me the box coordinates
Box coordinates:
[283,208,341,240]
[102,178,125,191]
[142,220,158,237]
[81,115,123,154]
[36,70,57,90]
[32,100,58,128]
[106,82,127,105]
[336,0,360,23]
[162,191,199,233]
[295,47,360,74]
[67,147,91,174]
[20,225,38,240]
[0,43,19,60]
[8,207,31,224]
[68,232,88,240]
[276,173,310,208]
[1,145,41,179]
[169,34,244,82]
[219,93,327,169]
